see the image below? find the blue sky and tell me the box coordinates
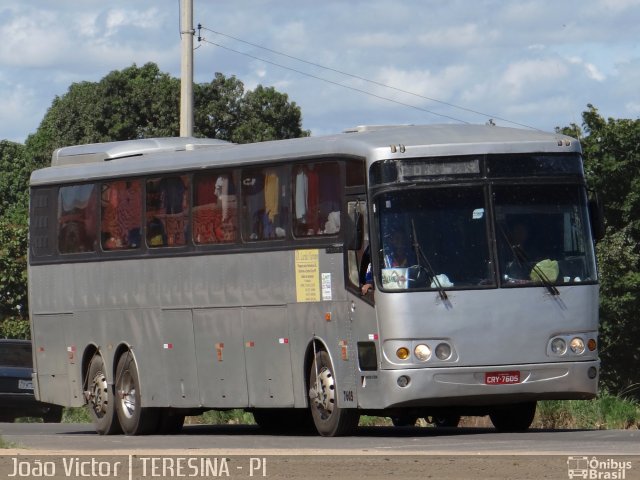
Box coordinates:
[1,0,639,144]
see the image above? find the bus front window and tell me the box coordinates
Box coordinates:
[375,187,493,291]
[494,185,597,286]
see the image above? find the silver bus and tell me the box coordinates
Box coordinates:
[28,124,601,436]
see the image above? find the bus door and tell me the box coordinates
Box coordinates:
[344,199,380,407]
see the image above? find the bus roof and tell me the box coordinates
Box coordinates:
[30,124,580,186]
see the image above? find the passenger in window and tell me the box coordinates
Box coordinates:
[361,230,416,295]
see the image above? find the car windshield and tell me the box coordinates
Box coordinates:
[494,184,597,286]
[0,342,33,367]
[374,186,493,291]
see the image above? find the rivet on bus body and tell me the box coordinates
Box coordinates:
[397,375,410,388]
[587,367,597,379]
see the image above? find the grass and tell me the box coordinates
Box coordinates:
[0,435,16,449]
[535,393,639,429]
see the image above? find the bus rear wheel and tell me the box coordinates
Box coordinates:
[308,350,359,437]
[489,402,536,432]
[87,355,121,435]
[114,353,158,435]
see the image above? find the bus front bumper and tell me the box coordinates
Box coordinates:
[357,360,599,409]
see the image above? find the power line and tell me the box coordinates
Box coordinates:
[198,26,540,131]
[197,37,470,124]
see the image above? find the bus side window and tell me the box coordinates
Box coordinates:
[193,172,238,244]
[146,175,190,248]
[101,180,142,250]
[293,162,341,236]
[58,184,98,254]
[241,166,288,241]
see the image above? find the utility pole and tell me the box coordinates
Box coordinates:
[179,0,194,137]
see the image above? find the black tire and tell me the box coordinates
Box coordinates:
[42,406,64,423]
[431,414,461,428]
[87,355,122,435]
[391,415,418,427]
[308,350,359,436]
[114,352,159,435]
[489,402,536,432]
[157,408,185,434]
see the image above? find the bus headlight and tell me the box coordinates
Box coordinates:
[435,343,452,361]
[550,338,567,355]
[570,337,585,355]
[414,344,431,361]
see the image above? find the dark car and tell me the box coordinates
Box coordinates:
[0,339,63,423]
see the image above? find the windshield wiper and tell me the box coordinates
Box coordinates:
[411,219,448,301]
[498,223,559,296]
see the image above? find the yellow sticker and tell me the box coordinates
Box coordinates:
[295,249,320,302]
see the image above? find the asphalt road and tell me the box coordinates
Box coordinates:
[1,422,638,455]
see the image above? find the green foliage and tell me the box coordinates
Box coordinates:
[25,62,309,169]
[559,105,640,395]
[0,214,29,322]
[0,317,30,339]
[536,394,639,429]
[0,141,29,218]
[187,409,256,425]
[62,407,91,423]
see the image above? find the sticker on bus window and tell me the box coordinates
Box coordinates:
[472,208,484,219]
[381,268,408,290]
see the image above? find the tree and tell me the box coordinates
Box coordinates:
[0,141,28,218]
[26,63,308,169]
[559,105,640,395]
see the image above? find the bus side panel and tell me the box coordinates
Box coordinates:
[243,306,294,407]
[193,308,249,408]
[158,309,200,407]
[31,313,73,406]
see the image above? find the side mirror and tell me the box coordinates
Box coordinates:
[588,193,606,242]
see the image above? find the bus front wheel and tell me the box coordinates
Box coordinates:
[489,402,536,432]
[86,355,121,435]
[114,353,158,435]
[308,350,359,437]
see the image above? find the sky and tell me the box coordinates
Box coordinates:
[1,0,639,144]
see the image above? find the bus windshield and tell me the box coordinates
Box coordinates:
[375,186,493,290]
[374,184,596,291]
[495,184,597,287]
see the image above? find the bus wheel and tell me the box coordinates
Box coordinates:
[429,414,461,428]
[114,353,158,435]
[308,350,359,436]
[87,355,121,435]
[489,402,536,432]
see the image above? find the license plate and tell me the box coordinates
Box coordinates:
[485,371,520,385]
[18,379,33,390]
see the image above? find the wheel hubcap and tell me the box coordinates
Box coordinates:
[90,372,109,417]
[310,366,335,419]
[118,370,136,419]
